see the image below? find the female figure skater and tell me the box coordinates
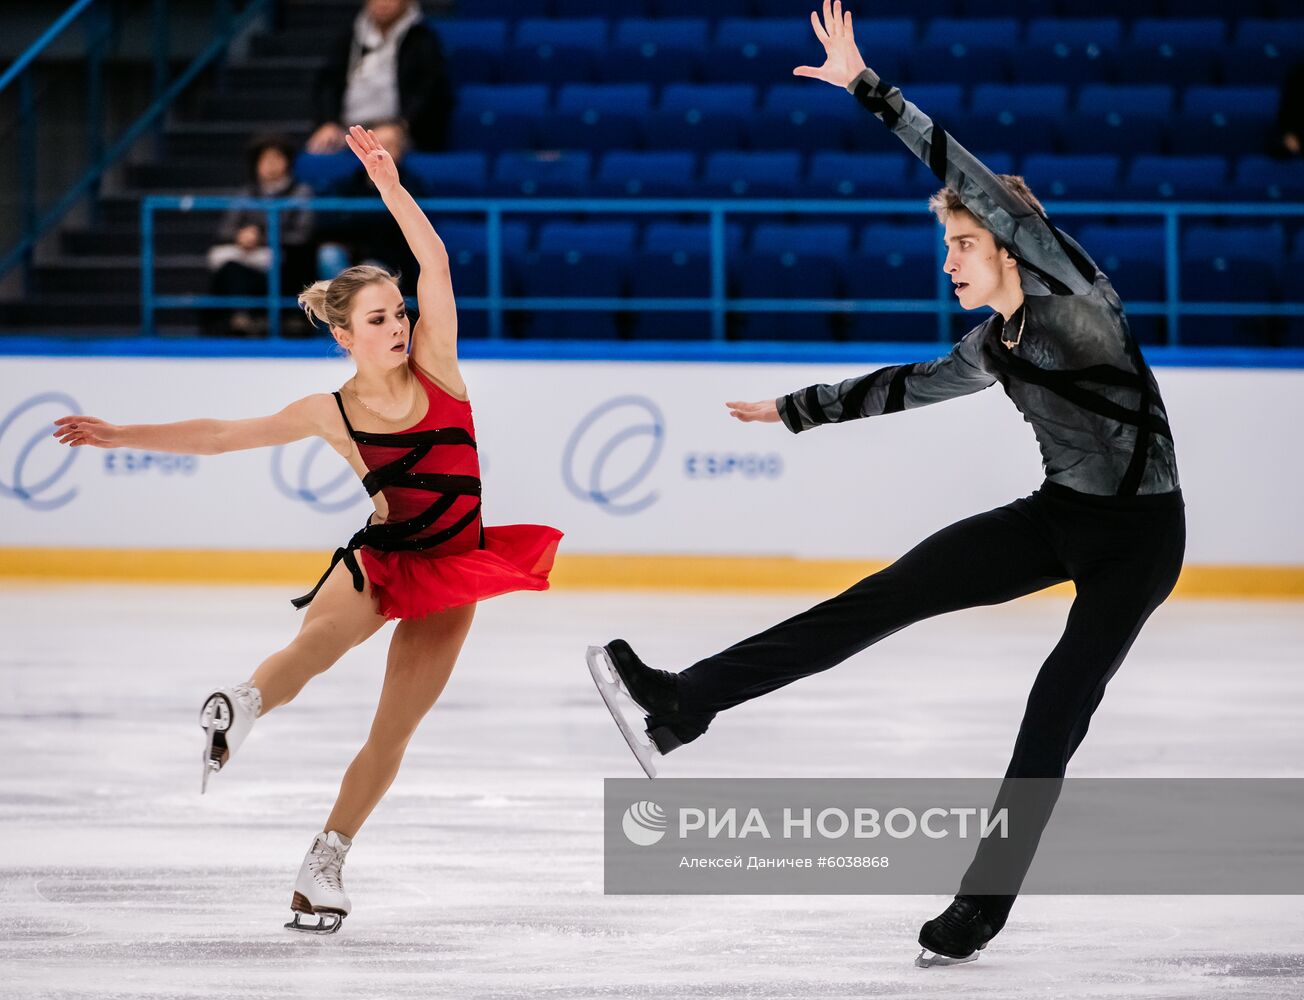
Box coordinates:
[54,126,562,934]
[588,2,1183,967]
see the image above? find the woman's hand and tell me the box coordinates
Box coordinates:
[345,124,401,195]
[53,415,123,449]
[793,0,868,89]
[725,399,781,423]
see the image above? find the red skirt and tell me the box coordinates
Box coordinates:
[359,524,563,621]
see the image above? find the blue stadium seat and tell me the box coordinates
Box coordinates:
[967,86,1069,157]
[403,152,488,196]
[449,85,549,152]
[473,0,548,15]
[633,221,745,336]
[602,18,709,83]
[492,152,592,195]
[661,0,751,15]
[1060,85,1174,156]
[507,19,607,84]
[971,84,1070,116]
[896,83,967,118]
[644,84,756,151]
[751,84,858,152]
[515,252,630,339]
[435,19,507,84]
[596,151,698,196]
[923,18,1021,49]
[1179,224,1284,346]
[702,151,803,196]
[535,222,640,255]
[1020,19,1121,85]
[541,84,652,151]
[844,223,942,342]
[1233,157,1304,201]
[804,152,913,198]
[1223,19,1304,85]
[1125,156,1228,199]
[1025,17,1122,47]
[1074,223,1167,343]
[1119,19,1224,86]
[1077,84,1174,117]
[1171,87,1278,155]
[641,221,745,255]
[555,0,651,15]
[707,19,817,85]
[750,223,853,257]
[294,153,359,194]
[1021,154,1122,200]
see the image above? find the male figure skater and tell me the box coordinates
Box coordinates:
[587,1,1184,967]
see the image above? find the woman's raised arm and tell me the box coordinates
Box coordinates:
[344,125,459,372]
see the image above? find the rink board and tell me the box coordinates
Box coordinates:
[1,357,1302,592]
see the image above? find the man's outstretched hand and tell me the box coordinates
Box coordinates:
[793,0,868,89]
[726,400,781,424]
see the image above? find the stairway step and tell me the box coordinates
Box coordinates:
[161,122,312,158]
[32,256,210,296]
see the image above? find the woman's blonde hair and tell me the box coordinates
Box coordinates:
[929,175,1046,224]
[297,264,399,331]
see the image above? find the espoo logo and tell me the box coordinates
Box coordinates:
[271,439,366,513]
[622,800,668,847]
[562,395,665,516]
[0,392,82,512]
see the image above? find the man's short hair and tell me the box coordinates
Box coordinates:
[929,175,1046,225]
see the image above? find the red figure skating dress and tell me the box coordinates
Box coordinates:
[292,360,562,619]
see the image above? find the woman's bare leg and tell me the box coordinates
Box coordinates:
[248,559,389,714]
[324,602,476,838]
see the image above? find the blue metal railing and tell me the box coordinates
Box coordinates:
[141,195,1304,344]
[0,0,272,283]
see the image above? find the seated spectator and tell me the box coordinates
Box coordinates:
[313,120,420,297]
[205,135,313,338]
[307,0,453,155]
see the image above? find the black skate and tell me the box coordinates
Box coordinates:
[585,639,683,778]
[915,897,996,968]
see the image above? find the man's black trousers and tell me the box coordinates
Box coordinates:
[669,482,1186,926]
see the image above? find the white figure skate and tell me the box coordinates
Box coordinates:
[198,682,261,793]
[585,645,660,778]
[285,830,352,934]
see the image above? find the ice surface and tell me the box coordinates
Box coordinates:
[2,584,1302,999]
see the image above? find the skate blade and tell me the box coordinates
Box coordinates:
[284,911,344,934]
[915,947,981,969]
[199,693,231,795]
[585,645,658,779]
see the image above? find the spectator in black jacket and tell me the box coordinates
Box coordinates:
[307,0,454,155]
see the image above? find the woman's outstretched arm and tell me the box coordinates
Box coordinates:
[53,394,344,455]
[344,125,461,381]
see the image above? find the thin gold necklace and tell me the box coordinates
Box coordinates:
[348,373,420,425]
[1001,306,1027,349]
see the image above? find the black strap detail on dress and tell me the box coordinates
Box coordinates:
[292,411,482,609]
[332,392,357,438]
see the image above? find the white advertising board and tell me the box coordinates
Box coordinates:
[1,357,1301,565]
